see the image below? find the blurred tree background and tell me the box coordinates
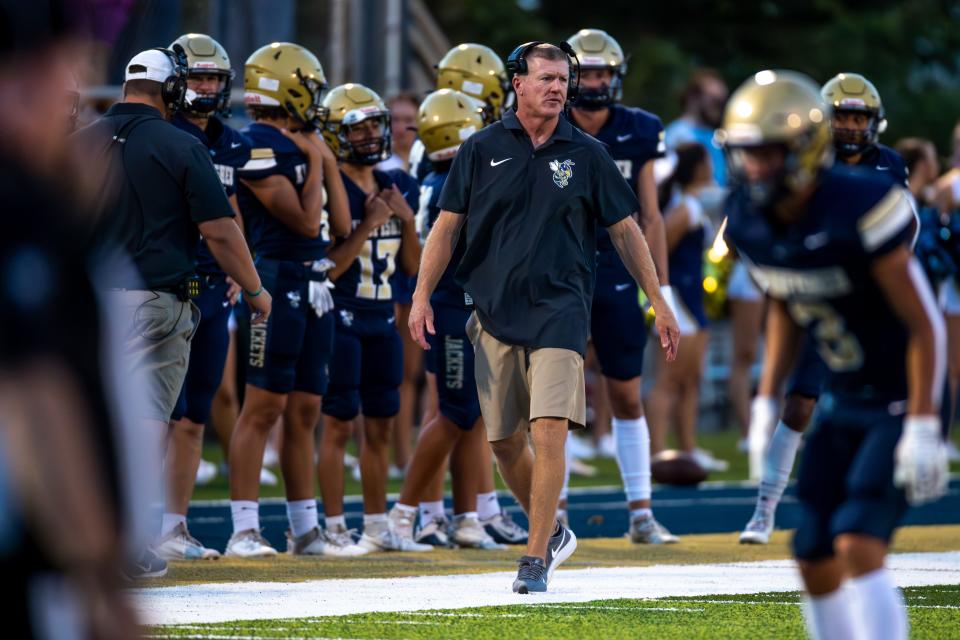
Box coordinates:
[426,0,960,159]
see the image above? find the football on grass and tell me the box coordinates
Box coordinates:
[651,450,708,486]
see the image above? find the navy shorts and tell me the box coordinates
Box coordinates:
[425,303,481,430]
[787,336,828,399]
[323,304,403,420]
[591,255,647,381]
[792,394,909,561]
[245,259,334,396]
[171,274,231,423]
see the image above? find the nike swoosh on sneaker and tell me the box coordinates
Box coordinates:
[490,157,513,167]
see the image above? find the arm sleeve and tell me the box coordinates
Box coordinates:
[857,186,916,259]
[591,144,640,227]
[436,137,475,214]
[183,141,235,223]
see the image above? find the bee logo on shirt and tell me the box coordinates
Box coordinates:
[549,159,575,189]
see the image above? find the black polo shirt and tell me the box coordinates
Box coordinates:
[438,108,639,355]
[75,103,234,289]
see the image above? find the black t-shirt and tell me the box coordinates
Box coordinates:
[438,109,639,355]
[76,103,235,289]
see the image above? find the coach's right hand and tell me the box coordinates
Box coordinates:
[246,287,273,325]
[408,293,435,350]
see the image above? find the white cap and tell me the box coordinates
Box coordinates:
[125,50,174,83]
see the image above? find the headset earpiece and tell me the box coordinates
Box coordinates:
[152,45,188,113]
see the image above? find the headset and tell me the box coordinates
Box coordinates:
[505,41,580,102]
[151,43,189,113]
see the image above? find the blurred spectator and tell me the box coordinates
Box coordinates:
[664,69,729,186]
[647,144,715,466]
[378,92,420,172]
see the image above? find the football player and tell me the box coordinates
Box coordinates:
[565,28,678,543]
[723,70,948,640]
[315,83,427,552]
[157,33,251,561]
[226,42,363,558]
[386,89,513,550]
[741,72,910,544]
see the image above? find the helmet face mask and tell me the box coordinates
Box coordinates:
[821,72,885,158]
[171,34,234,118]
[322,84,391,165]
[830,108,879,157]
[566,29,626,111]
[573,67,621,111]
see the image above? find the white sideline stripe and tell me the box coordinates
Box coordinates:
[134,551,960,625]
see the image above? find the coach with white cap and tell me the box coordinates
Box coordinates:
[75,47,270,567]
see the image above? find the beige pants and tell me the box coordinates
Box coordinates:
[106,290,198,422]
[465,312,586,442]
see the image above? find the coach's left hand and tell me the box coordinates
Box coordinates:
[652,299,680,362]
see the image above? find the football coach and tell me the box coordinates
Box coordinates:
[409,42,680,593]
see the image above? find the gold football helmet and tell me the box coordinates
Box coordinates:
[821,72,886,157]
[322,83,391,165]
[244,42,327,128]
[417,89,485,162]
[566,28,626,109]
[170,33,233,116]
[436,43,510,120]
[718,70,832,204]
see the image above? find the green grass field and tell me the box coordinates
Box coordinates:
[149,585,960,639]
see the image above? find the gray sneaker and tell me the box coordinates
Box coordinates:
[286,527,368,557]
[545,522,577,584]
[512,555,547,594]
[481,511,528,545]
[449,514,507,549]
[629,514,679,544]
[155,522,221,560]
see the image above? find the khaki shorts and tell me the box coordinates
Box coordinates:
[465,312,586,442]
[107,290,198,422]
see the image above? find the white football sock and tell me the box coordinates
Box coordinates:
[325,514,346,530]
[419,500,445,528]
[286,499,319,538]
[851,569,907,640]
[230,500,260,534]
[392,502,417,516]
[612,416,651,502]
[748,395,779,480]
[757,421,803,509]
[803,586,861,640]
[160,512,186,537]
[476,491,500,520]
[364,512,388,534]
[630,508,653,521]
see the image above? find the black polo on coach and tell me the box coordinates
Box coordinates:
[438,108,640,355]
[77,103,234,289]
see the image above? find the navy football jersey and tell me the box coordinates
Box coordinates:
[726,166,916,403]
[237,122,330,261]
[591,104,666,252]
[416,166,469,308]
[171,114,251,273]
[857,143,909,188]
[333,169,419,310]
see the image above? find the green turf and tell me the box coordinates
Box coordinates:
[149,584,960,639]
[191,427,960,502]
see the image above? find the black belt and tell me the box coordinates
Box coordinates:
[154,275,202,301]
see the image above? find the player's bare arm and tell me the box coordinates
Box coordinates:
[636,160,670,285]
[409,209,465,349]
[607,215,679,360]
[756,297,804,398]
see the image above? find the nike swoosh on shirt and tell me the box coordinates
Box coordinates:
[616,134,633,142]
[231,142,242,149]
[614,283,631,292]
[876,165,890,171]
[490,157,513,167]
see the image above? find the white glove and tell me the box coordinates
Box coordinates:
[748,395,779,482]
[894,415,949,506]
[308,259,336,318]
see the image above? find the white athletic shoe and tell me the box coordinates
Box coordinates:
[739,505,775,544]
[262,445,280,468]
[692,448,730,473]
[387,506,417,539]
[359,522,432,552]
[224,529,278,558]
[568,458,598,477]
[415,516,453,547]
[195,459,217,486]
[388,464,406,480]
[286,527,368,557]
[259,467,278,486]
[343,451,359,468]
[567,434,597,459]
[449,514,507,549]
[155,522,221,560]
[481,511,528,545]
[628,514,679,544]
[596,433,617,459]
